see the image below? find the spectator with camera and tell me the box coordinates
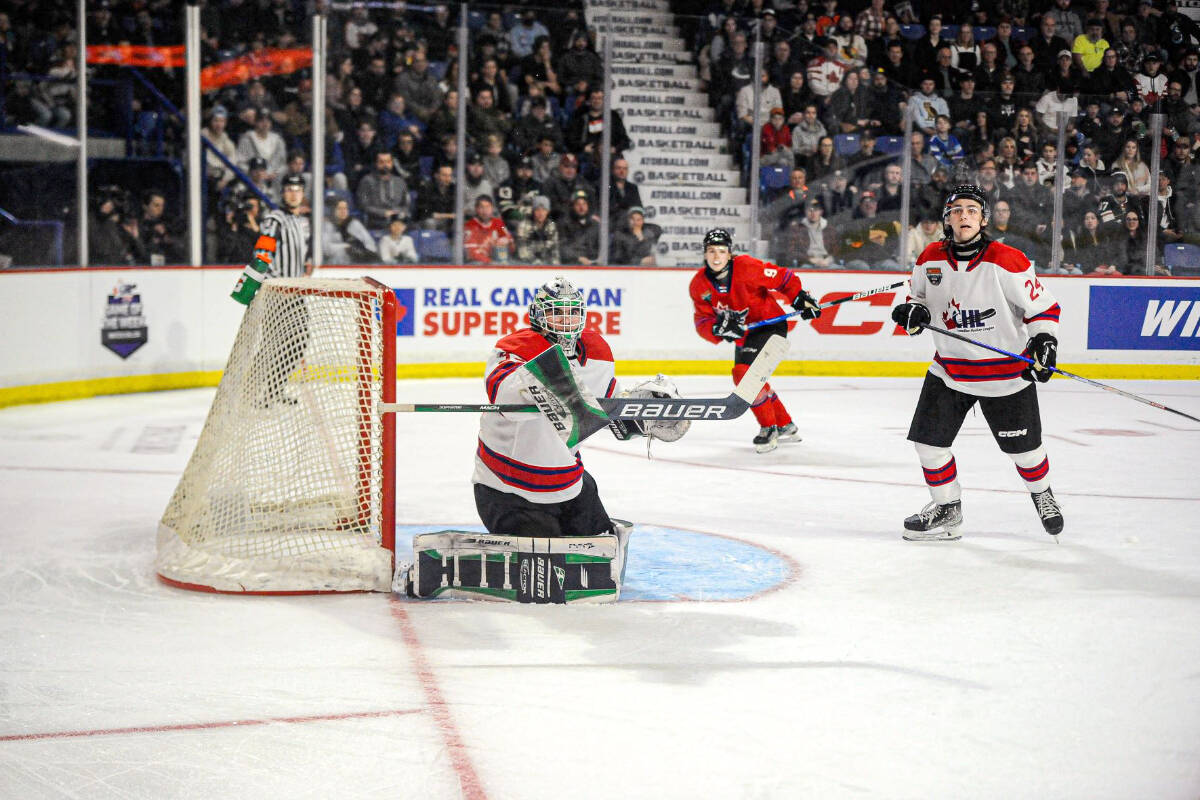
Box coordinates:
[89,188,146,266]
[217,193,262,265]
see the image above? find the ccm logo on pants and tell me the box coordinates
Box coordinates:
[998,429,1029,437]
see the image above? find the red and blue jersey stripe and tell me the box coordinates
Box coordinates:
[935,353,1027,382]
[476,440,584,493]
[1024,303,1061,325]
[485,359,522,402]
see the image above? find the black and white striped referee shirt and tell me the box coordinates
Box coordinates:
[257,209,311,278]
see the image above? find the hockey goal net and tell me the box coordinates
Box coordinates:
[157,277,396,593]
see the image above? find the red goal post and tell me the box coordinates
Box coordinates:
[157,277,396,594]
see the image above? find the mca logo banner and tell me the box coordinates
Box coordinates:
[1088,286,1200,351]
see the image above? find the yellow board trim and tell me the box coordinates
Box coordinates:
[2,361,1197,409]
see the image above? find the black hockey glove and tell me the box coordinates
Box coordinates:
[712,308,748,341]
[891,302,931,335]
[792,289,822,320]
[1022,333,1058,383]
[608,418,646,440]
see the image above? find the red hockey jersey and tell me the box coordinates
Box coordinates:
[689,254,806,345]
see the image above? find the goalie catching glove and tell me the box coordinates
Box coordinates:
[712,308,748,341]
[891,302,931,335]
[1022,333,1057,383]
[792,289,822,320]
[607,374,692,442]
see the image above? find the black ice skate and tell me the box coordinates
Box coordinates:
[902,500,963,541]
[777,422,801,443]
[1031,488,1064,536]
[753,425,779,453]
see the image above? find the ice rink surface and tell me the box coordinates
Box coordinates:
[1,375,1199,799]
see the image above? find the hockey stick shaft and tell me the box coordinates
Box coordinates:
[378,335,791,424]
[920,323,1200,424]
[747,281,909,330]
[380,403,537,413]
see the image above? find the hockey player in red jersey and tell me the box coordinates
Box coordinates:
[689,228,822,452]
[474,276,687,538]
[891,185,1064,541]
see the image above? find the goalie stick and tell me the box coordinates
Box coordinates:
[746,280,909,331]
[379,334,791,444]
[921,322,1200,424]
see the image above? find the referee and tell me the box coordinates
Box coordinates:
[254,174,312,407]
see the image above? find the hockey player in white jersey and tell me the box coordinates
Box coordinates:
[473,276,688,538]
[891,184,1064,541]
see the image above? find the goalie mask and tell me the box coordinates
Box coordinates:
[530,277,586,357]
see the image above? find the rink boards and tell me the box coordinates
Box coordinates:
[1,266,1197,407]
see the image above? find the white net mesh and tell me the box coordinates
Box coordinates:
[157,278,394,593]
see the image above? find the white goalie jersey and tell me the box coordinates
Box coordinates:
[473,328,618,503]
[911,239,1061,398]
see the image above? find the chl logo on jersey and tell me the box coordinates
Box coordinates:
[943,299,997,330]
[926,266,942,286]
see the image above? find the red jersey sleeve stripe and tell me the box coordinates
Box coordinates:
[1024,304,1061,324]
[485,361,521,402]
[606,377,617,398]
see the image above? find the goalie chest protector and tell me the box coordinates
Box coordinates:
[474,330,617,503]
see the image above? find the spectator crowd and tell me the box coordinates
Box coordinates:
[1,0,1199,273]
[696,0,1200,273]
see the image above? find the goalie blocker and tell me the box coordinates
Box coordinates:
[401,521,633,604]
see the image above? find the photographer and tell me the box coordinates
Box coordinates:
[88,187,146,266]
[216,192,262,264]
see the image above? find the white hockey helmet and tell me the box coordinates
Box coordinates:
[530,277,586,356]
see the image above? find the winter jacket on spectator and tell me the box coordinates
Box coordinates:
[559,208,601,264]
[510,106,564,156]
[356,170,411,229]
[791,116,827,161]
[393,60,445,122]
[566,105,631,157]
[610,221,663,266]
[515,214,560,264]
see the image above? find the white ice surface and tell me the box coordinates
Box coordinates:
[1,376,1199,799]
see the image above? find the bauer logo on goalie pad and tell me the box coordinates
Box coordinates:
[616,402,730,419]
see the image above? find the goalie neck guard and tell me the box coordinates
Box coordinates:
[529,277,586,357]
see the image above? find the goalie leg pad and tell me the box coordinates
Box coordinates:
[407,531,623,603]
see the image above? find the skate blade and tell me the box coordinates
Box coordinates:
[754,440,779,454]
[902,528,962,542]
[777,431,802,443]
